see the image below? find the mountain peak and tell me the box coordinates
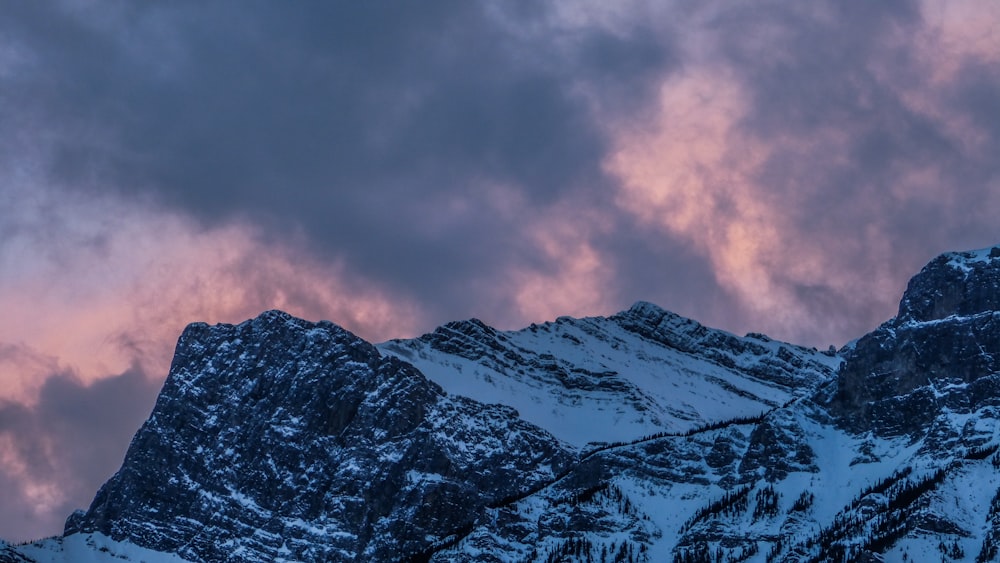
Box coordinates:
[624,300,668,320]
[896,245,1000,324]
[65,311,572,561]
[381,301,838,449]
[833,244,1000,435]
[439,317,497,338]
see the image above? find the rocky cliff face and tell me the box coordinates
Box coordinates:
[63,312,574,562]
[8,245,1000,563]
[832,247,1000,437]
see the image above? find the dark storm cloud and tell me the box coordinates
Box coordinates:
[0,1,675,322]
[0,368,161,542]
[592,220,742,324]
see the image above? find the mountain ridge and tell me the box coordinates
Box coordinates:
[378,300,839,448]
[7,245,1000,562]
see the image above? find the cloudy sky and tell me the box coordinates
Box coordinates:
[1,0,999,542]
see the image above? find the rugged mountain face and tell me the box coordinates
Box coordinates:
[832,248,1000,438]
[62,312,574,562]
[8,245,1000,563]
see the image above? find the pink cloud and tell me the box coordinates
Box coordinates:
[604,5,1000,345]
[0,185,428,540]
[607,69,817,333]
[922,0,1000,74]
[0,188,423,404]
[511,204,617,323]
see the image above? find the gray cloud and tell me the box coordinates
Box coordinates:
[2,1,998,340]
[0,1,676,326]
[0,368,162,543]
[592,219,745,324]
[950,59,1000,161]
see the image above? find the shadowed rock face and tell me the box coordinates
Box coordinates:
[897,248,1000,324]
[65,311,574,562]
[831,247,1000,436]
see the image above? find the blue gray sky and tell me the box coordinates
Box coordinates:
[1,0,999,541]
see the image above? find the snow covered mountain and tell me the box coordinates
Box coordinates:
[6,246,1000,562]
[378,302,840,447]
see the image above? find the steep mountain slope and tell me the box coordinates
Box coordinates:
[379,302,839,447]
[6,245,1000,563]
[831,247,1000,438]
[430,247,1000,563]
[61,312,575,562]
[445,246,1000,563]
